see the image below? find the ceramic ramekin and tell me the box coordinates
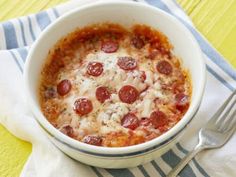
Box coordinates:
[24,1,206,168]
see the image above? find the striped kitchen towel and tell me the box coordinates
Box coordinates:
[0,0,235,177]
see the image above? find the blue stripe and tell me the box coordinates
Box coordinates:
[146,0,236,81]
[192,159,210,177]
[2,21,18,49]
[138,165,150,177]
[207,65,235,91]
[176,143,188,154]
[18,19,27,46]
[176,143,210,177]
[17,48,28,62]
[91,167,104,177]
[36,11,51,30]
[27,16,36,41]
[9,50,23,73]
[52,8,60,18]
[151,160,165,177]
[162,150,196,177]
[106,169,135,177]
[146,0,171,13]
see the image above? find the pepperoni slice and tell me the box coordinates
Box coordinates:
[118,85,139,104]
[156,60,173,75]
[117,57,137,70]
[175,93,189,112]
[73,98,93,116]
[139,117,151,126]
[150,111,168,129]
[83,135,102,146]
[60,125,74,138]
[57,79,72,96]
[87,62,103,76]
[121,113,139,130]
[131,36,145,49]
[96,86,111,103]
[101,41,119,53]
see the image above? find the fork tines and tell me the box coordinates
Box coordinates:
[208,90,236,132]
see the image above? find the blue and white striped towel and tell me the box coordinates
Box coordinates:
[0,0,235,177]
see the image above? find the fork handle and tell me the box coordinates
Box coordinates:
[167,144,205,177]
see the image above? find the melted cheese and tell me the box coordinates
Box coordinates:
[57,49,157,135]
[55,46,178,137]
[45,37,189,140]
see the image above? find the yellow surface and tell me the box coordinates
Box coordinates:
[0,0,235,176]
[0,125,31,177]
[0,0,67,21]
[179,0,236,67]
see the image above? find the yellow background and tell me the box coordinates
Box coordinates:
[0,0,235,176]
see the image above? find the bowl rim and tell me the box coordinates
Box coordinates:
[24,1,206,155]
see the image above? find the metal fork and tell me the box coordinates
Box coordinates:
[167,90,236,177]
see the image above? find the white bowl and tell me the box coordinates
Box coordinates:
[24,1,206,168]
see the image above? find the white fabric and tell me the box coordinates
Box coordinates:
[0,0,235,177]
